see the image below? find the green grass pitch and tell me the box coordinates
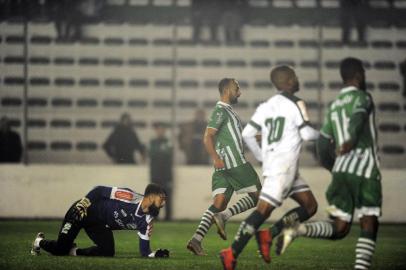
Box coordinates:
[0,220,405,270]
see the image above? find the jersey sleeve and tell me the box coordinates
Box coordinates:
[207,106,226,130]
[138,215,153,257]
[320,108,333,139]
[137,215,153,241]
[293,100,311,128]
[248,104,265,131]
[85,186,113,202]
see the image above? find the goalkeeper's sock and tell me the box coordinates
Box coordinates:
[231,210,267,258]
[270,206,310,238]
[299,221,336,239]
[222,195,257,221]
[354,230,376,270]
[192,205,220,242]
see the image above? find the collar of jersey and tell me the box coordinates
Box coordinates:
[217,101,232,108]
[135,201,145,217]
[340,86,358,94]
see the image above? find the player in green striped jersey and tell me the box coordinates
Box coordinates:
[277,58,382,270]
[187,78,262,256]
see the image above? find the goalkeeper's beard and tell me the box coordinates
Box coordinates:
[148,204,161,217]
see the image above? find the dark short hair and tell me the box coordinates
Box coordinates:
[218,78,234,95]
[340,57,364,82]
[144,183,167,197]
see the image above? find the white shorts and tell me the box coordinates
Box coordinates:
[260,167,310,208]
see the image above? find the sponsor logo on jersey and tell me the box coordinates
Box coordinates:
[115,190,134,201]
[126,223,137,230]
[115,218,125,228]
[331,95,353,109]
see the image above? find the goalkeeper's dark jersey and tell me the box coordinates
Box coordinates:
[320,86,380,180]
[85,186,153,255]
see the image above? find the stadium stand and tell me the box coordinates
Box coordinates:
[0,1,405,166]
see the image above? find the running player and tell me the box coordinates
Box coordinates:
[220,66,320,270]
[187,78,262,255]
[276,57,381,270]
[31,184,169,258]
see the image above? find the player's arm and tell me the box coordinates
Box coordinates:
[205,107,227,169]
[70,186,113,221]
[317,107,336,169]
[299,124,319,141]
[296,100,319,141]
[316,134,336,171]
[139,220,169,258]
[85,186,113,202]
[204,128,224,169]
[242,122,262,162]
[139,236,152,257]
[73,186,135,222]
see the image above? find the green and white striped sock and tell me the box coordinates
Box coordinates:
[354,231,376,270]
[193,206,219,241]
[223,196,256,220]
[301,221,335,238]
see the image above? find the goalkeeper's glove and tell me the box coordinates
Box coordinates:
[71,197,91,222]
[148,249,170,258]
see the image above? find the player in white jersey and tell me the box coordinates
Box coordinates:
[220,66,320,270]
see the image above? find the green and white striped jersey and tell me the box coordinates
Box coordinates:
[207,101,247,170]
[321,86,380,179]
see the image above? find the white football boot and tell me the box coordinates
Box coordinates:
[276,224,304,255]
[30,232,45,255]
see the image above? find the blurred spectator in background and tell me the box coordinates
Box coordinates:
[340,0,368,45]
[53,0,76,41]
[223,0,247,44]
[0,116,22,163]
[103,113,146,164]
[400,59,406,97]
[1,0,25,18]
[387,0,394,8]
[191,0,222,44]
[179,109,209,165]
[53,0,105,41]
[149,123,173,221]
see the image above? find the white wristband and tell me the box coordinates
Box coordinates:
[148,252,155,258]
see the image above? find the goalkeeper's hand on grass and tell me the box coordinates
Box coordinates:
[148,249,170,258]
[71,197,91,222]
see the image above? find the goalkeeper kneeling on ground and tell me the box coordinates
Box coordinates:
[31,183,170,258]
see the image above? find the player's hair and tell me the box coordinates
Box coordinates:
[144,183,167,197]
[218,78,234,95]
[340,57,364,82]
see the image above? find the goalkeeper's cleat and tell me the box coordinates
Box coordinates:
[255,228,272,263]
[186,238,206,256]
[30,232,45,256]
[220,247,236,270]
[276,225,299,256]
[213,212,227,240]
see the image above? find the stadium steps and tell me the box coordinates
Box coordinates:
[1,22,405,166]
